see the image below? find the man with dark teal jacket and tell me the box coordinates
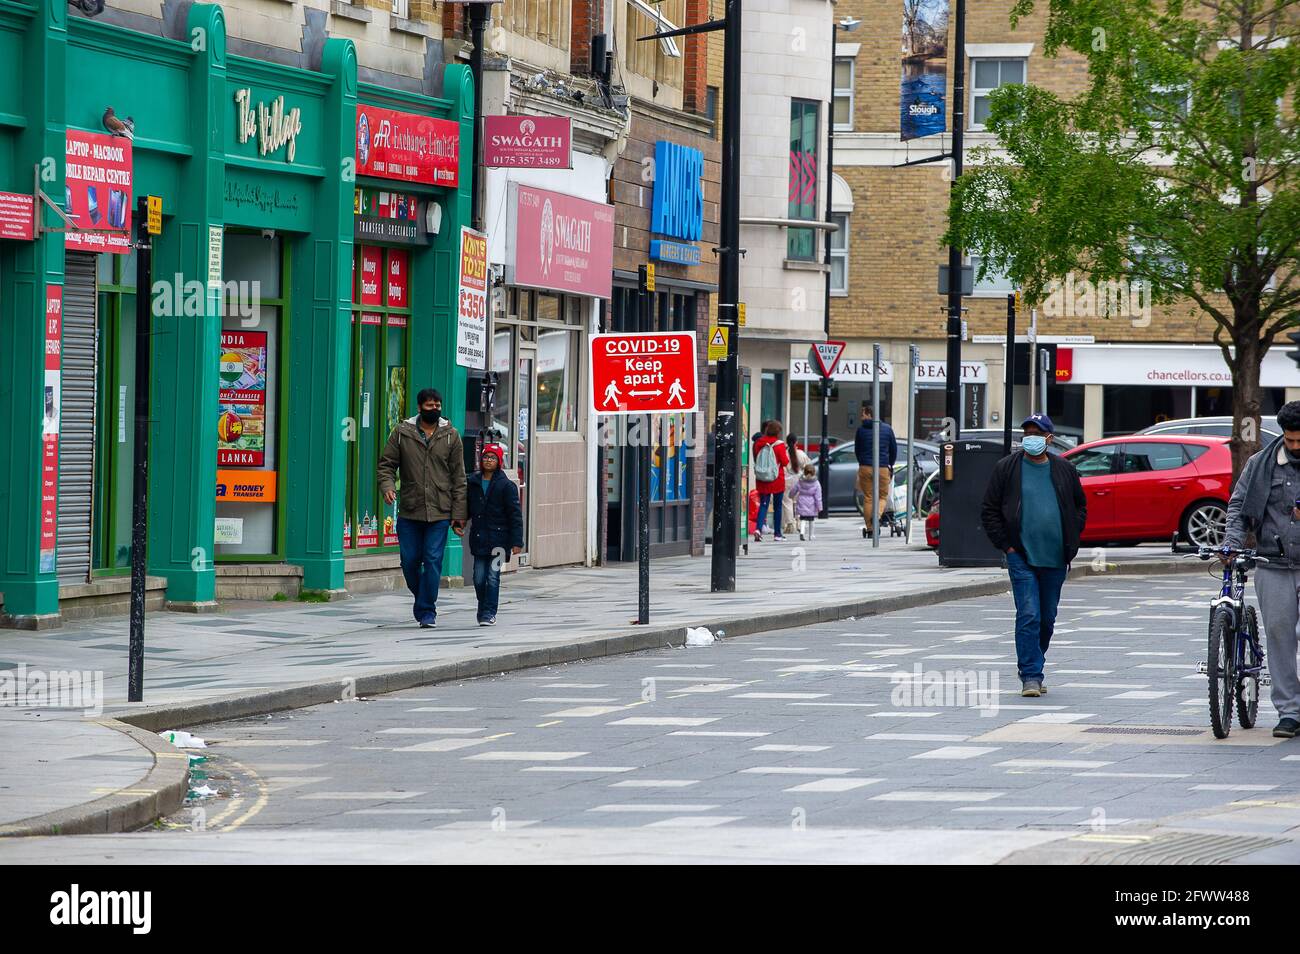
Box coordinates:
[980,414,1087,697]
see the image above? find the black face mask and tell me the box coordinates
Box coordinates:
[419,408,440,425]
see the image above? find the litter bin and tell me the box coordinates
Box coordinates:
[938,440,1006,568]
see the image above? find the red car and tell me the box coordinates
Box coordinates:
[1062,435,1230,547]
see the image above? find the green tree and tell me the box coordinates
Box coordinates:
[946,0,1300,475]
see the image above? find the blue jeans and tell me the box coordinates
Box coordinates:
[1005,550,1067,683]
[473,554,501,621]
[396,517,449,622]
[756,491,784,537]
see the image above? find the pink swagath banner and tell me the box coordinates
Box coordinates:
[484,116,572,169]
[508,184,613,299]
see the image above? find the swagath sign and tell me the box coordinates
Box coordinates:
[506,183,614,298]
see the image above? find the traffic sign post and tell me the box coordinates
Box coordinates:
[810,339,846,378]
[589,332,699,415]
[813,342,847,519]
[591,313,700,624]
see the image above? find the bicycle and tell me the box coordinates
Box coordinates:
[1174,538,1269,738]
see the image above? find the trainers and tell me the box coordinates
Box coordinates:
[480,616,496,627]
[753,532,763,542]
[418,616,436,629]
[1273,717,1300,738]
[1021,680,1042,697]
[799,531,806,541]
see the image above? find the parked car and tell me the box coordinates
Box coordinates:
[1061,435,1231,547]
[925,500,940,548]
[1136,415,1280,441]
[815,439,941,513]
[795,437,842,454]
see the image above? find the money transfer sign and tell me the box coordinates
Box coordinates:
[590,332,697,415]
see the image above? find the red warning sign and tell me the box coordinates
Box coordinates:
[590,332,698,415]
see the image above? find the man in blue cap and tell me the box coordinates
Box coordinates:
[980,414,1087,697]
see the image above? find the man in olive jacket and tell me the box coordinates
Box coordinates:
[980,414,1087,697]
[378,388,468,627]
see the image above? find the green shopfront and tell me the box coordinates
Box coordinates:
[0,0,473,625]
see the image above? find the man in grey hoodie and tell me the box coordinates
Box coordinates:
[1224,400,1300,738]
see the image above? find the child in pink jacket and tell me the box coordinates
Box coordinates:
[793,464,823,541]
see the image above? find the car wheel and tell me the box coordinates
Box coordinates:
[1181,500,1228,548]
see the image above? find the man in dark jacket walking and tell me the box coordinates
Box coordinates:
[466,443,524,626]
[377,388,468,628]
[980,413,1087,697]
[854,404,898,538]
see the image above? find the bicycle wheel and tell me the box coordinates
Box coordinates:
[1237,605,1261,729]
[1207,607,1235,739]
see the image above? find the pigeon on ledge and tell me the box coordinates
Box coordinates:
[103,106,134,141]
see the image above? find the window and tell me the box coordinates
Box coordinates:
[503,0,570,47]
[390,0,408,18]
[1120,442,1188,473]
[1069,445,1119,477]
[1183,443,1211,461]
[787,99,820,261]
[967,254,1013,295]
[830,212,849,294]
[1142,85,1192,126]
[536,328,580,432]
[625,0,685,86]
[833,58,854,131]
[345,245,410,551]
[970,58,1025,130]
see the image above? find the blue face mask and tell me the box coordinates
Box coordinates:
[1022,435,1048,456]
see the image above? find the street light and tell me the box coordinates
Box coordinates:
[818,15,861,518]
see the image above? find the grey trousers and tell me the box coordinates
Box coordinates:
[1252,568,1300,719]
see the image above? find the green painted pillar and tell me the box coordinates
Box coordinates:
[0,0,66,626]
[146,3,227,608]
[411,63,475,578]
[284,37,358,593]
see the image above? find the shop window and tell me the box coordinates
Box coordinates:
[970,58,1026,130]
[216,232,285,559]
[536,327,579,432]
[345,245,410,551]
[787,99,820,261]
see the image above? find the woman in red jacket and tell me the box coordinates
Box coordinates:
[752,419,790,541]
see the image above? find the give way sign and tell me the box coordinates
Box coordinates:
[590,332,698,414]
[810,340,847,378]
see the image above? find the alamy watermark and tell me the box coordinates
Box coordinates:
[1040,273,1153,327]
[889,665,1001,716]
[0,664,104,717]
[152,275,262,325]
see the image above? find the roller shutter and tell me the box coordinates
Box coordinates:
[56,252,97,584]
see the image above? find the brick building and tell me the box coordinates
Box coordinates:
[826,0,1297,447]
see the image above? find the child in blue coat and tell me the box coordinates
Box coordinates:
[464,443,524,625]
